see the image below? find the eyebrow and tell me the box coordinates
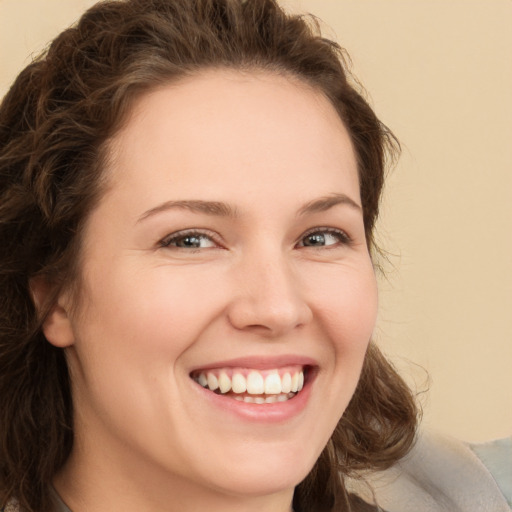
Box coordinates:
[297,193,362,216]
[137,193,361,223]
[137,200,237,222]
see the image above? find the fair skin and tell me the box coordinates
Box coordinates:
[42,70,378,512]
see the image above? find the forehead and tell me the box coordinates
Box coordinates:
[103,69,359,213]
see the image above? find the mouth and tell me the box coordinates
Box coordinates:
[190,365,309,404]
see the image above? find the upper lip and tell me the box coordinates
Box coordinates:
[189,354,318,373]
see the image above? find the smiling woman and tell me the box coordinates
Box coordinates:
[0,1,419,512]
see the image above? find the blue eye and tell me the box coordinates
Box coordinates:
[161,231,217,249]
[298,229,350,248]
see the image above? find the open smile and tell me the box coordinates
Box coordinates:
[190,365,310,404]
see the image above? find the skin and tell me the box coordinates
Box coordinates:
[42,70,378,512]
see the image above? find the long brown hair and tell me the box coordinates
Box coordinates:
[0,1,418,511]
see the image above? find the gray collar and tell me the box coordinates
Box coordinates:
[50,488,72,512]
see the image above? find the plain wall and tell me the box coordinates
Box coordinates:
[1,0,511,443]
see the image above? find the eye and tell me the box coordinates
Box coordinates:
[297,228,351,248]
[160,230,218,249]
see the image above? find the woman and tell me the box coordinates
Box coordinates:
[0,1,419,511]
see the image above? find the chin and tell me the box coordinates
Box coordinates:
[199,444,318,498]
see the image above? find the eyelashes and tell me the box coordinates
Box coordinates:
[160,230,221,250]
[159,227,353,251]
[297,227,352,248]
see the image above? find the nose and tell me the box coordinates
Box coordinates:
[226,252,313,337]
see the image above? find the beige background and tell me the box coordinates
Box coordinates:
[1,0,510,443]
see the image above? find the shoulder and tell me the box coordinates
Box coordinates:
[1,497,21,512]
[470,436,512,508]
[361,430,511,512]
[1,492,70,512]
[347,493,387,511]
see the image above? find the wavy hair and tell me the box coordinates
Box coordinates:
[0,1,418,510]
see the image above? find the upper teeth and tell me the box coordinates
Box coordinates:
[193,368,305,395]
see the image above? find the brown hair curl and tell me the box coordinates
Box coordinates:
[0,1,418,511]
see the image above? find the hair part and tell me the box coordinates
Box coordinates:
[0,1,416,511]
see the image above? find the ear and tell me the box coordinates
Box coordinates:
[30,277,75,348]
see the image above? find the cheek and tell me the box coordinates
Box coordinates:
[72,265,225,366]
[65,268,222,442]
[308,263,378,352]
[298,263,377,449]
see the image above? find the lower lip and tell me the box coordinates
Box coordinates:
[191,373,315,423]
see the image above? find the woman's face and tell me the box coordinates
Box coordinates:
[47,70,378,505]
